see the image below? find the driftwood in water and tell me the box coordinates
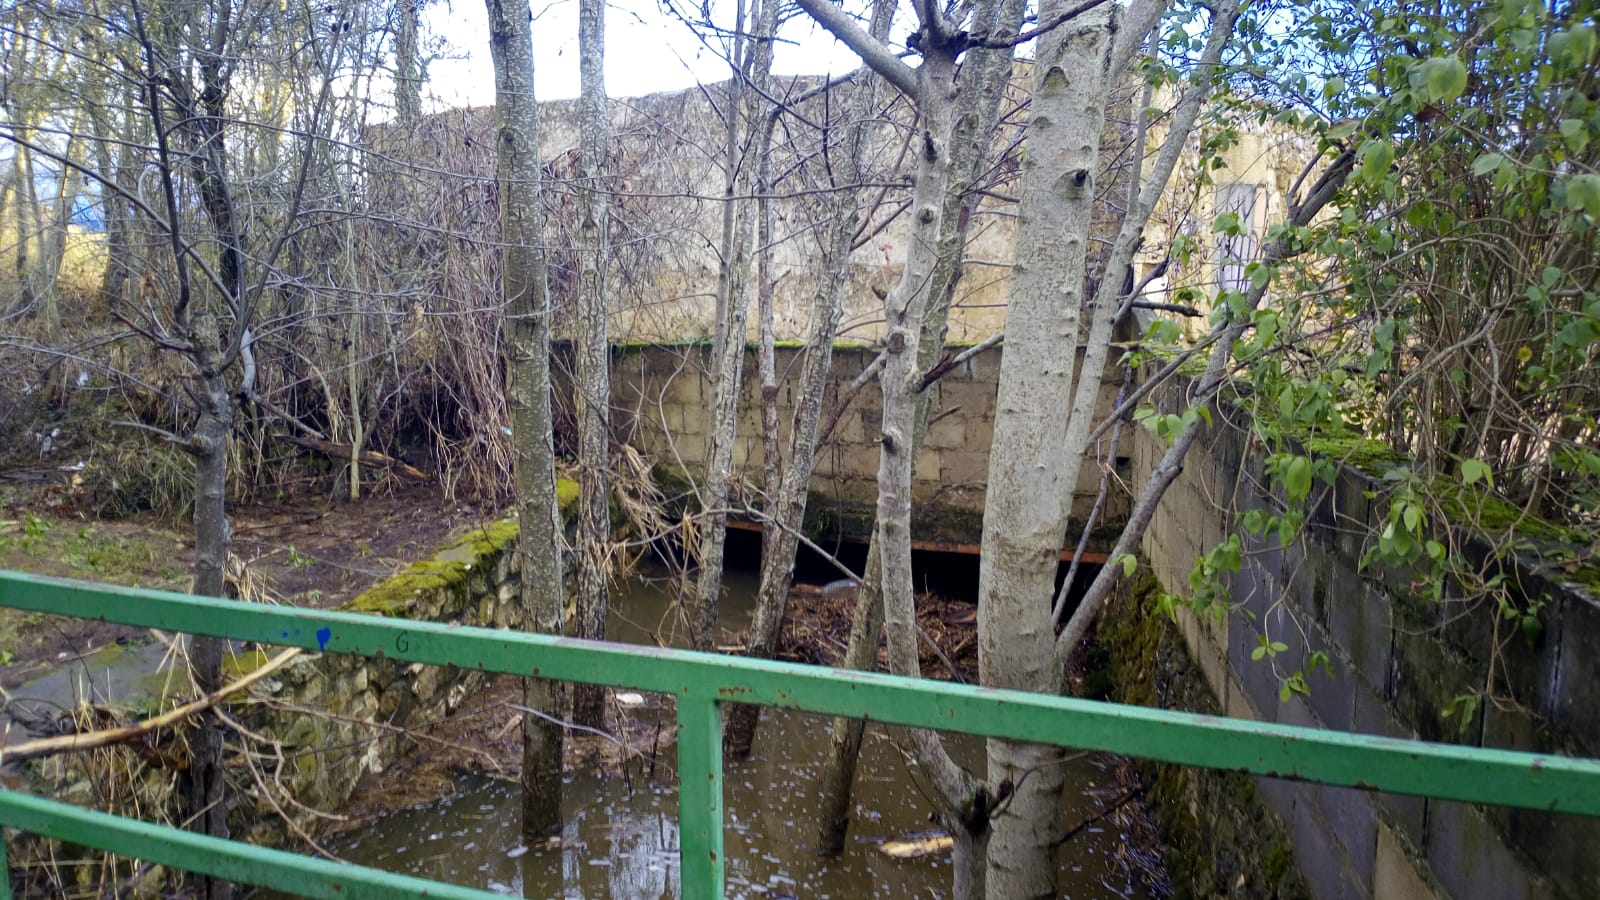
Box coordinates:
[878,831,953,858]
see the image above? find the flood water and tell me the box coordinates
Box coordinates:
[321,573,1164,899]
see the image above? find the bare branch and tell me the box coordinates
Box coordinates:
[817,348,886,444]
[1131,300,1200,316]
[0,649,302,764]
[792,0,918,97]
[969,0,1115,49]
[916,330,1002,391]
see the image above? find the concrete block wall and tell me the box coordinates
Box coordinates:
[1130,377,1600,900]
[608,341,1125,542]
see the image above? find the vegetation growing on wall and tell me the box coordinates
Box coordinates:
[1128,0,1599,721]
[1089,570,1311,900]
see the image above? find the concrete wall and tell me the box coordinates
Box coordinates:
[605,342,1127,545]
[1128,376,1600,900]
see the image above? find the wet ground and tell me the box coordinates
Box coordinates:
[0,484,490,688]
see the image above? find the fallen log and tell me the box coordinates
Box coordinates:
[286,435,428,480]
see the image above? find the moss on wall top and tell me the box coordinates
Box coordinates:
[1299,433,1408,477]
[1296,429,1597,592]
[343,478,578,617]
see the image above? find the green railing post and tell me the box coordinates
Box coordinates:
[676,696,725,897]
[2,825,12,900]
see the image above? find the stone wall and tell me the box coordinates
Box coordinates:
[605,341,1127,546]
[1125,376,1600,900]
[233,514,545,844]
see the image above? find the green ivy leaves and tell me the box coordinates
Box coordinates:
[1410,55,1469,103]
[1460,458,1495,488]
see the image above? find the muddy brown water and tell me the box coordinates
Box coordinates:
[308,574,1165,899]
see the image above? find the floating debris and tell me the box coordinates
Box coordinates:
[877,830,952,859]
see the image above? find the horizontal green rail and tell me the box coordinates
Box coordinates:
[2,569,1600,899]
[0,790,504,900]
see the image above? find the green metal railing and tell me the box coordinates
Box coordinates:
[2,569,1599,898]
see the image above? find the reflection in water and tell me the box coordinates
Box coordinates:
[324,573,1161,898]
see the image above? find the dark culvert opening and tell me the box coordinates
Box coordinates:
[720,522,1104,620]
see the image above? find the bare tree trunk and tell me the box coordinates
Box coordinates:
[0,165,17,284]
[725,22,887,756]
[156,12,251,889]
[486,0,566,839]
[346,302,363,499]
[393,0,422,124]
[975,0,1184,891]
[787,5,995,892]
[752,6,782,686]
[871,37,991,898]
[185,313,234,900]
[976,7,1119,895]
[14,142,38,309]
[32,120,85,338]
[813,536,884,849]
[812,0,1024,850]
[571,0,612,730]
[92,108,136,317]
[742,13,782,753]
[690,0,766,652]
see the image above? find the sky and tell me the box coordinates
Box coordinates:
[420,0,883,106]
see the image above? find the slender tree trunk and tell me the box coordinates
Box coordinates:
[184,312,233,900]
[486,0,566,839]
[168,22,249,892]
[973,0,1205,890]
[690,0,764,652]
[32,122,85,338]
[871,37,992,897]
[14,142,37,307]
[346,303,363,499]
[725,34,886,756]
[93,118,135,317]
[571,0,612,730]
[708,0,748,372]
[781,8,994,891]
[393,0,422,124]
[0,165,17,282]
[753,8,782,692]
[813,537,884,849]
[812,0,1024,850]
